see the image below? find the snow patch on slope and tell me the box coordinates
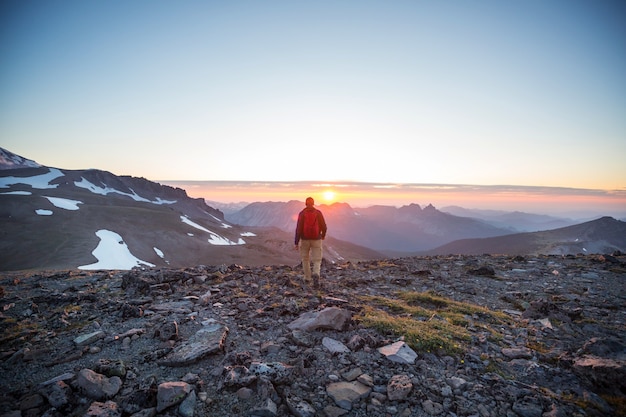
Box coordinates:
[0,168,63,189]
[79,230,155,270]
[44,196,83,210]
[208,213,232,229]
[74,177,177,205]
[180,215,244,245]
[1,191,32,196]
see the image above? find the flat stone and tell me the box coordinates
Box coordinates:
[287,307,351,332]
[447,376,467,391]
[378,341,417,364]
[573,355,626,396]
[422,399,444,416]
[322,337,351,354]
[38,372,75,387]
[248,398,278,416]
[157,381,192,412]
[159,323,228,366]
[341,368,363,382]
[326,381,372,410]
[323,405,350,417]
[502,347,533,359]
[73,330,105,346]
[85,400,121,417]
[357,373,374,387]
[151,301,194,314]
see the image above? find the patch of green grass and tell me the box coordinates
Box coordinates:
[602,395,626,417]
[232,289,250,298]
[355,291,512,355]
[374,260,401,268]
[526,340,551,355]
[0,319,40,346]
[558,392,626,416]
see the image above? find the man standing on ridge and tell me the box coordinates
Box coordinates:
[295,197,327,289]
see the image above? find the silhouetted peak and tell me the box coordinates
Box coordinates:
[598,216,616,222]
[327,202,352,209]
[399,203,422,211]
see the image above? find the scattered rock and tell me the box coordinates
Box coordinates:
[156,381,192,412]
[322,337,350,354]
[387,374,413,401]
[84,400,121,417]
[73,330,105,346]
[326,381,372,410]
[378,341,418,364]
[502,347,533,359]
[76,369,122,400]
[421,399,444,416]
[287,307,352,331]
[159,322,228,366]
[0,254,623,417]
[249,361,293,383]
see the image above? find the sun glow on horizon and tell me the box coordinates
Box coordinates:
[322,190,337,203]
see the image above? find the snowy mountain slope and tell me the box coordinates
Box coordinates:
[0,151,381,271]
[2,148,621,270]
[0,166,249,270]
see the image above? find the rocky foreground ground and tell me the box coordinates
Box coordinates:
[0,254,625,417]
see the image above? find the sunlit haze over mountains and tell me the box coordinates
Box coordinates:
[162,180,626,218]
[1,1,624,214]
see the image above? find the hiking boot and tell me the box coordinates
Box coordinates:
[312,274,320,290]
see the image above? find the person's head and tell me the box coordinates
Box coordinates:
[305,197,314,207]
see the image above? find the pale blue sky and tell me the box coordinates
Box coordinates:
[1,0,625,190]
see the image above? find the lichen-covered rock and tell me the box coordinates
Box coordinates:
[76,369,122,400]
[387,374,413,401]
[156,381,192,412]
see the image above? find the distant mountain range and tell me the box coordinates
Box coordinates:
[425,216,626,256]
[225,201,626,256]
[1,147,624,271]
[439,206,580,232]
[227,201,511,253]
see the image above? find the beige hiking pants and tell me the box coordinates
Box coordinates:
[299,239,323,280]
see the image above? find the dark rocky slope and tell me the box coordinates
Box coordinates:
[0,166,381,271]
[1,253,624,416]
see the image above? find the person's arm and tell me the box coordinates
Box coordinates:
[318,211,327,239]
[294,212,303,246]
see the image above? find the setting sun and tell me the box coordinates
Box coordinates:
[323,190,336,203]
